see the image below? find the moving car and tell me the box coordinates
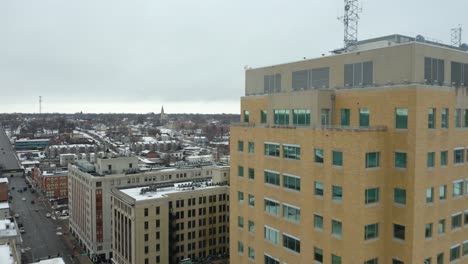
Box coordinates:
[22,197,26,201]
[46,213,51,218]
[19,227,25,233]
[14,214,19,218]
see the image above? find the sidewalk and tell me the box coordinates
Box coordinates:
[61,229,93,264]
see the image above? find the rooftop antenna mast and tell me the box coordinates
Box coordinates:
[339,0,362,51]
[39,96,42,114]
[451,25,462,47]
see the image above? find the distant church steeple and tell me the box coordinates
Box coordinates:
[161,106,165,115]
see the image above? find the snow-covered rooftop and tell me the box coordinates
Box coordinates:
[0,178,8,184]
[0,244,14,264]
[120,180,222,201]
[31,257,66,264]
[0,202,9,210]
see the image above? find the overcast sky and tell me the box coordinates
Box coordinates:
[0,0,466,114]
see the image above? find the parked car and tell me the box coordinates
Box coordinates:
[14,214,19,218]
[22,197,26,201]
[30,200,35,204]
[19,227,25,233]
[23,187,27,191]
[46,213,51,218]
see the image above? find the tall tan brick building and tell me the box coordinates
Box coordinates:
[230,35,468,264]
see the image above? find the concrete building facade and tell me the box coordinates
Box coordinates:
[68,156,230,262]
[110,179,229,264]
[230,35,468,264]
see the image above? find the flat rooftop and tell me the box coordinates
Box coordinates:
[31,258,66,264]
[0,244,14,264]
[0,219,17,238]
[120,180,226,201]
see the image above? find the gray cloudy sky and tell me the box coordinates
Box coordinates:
[0,0,466,114]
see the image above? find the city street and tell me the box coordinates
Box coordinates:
[8,175,91,264]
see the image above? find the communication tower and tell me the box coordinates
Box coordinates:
[339,0,362,50]
[451,25,462,47]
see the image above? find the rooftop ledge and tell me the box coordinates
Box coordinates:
[231,122,388,132]
[245,81,462,97]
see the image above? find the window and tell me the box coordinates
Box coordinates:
[314,181,324,197]
[314,247,323,263]
[450,244,460,261]
[321,109,330,126]
[394,152,407,169]
[238,140,244,152]
[427,152,435,168]
[359,108,370,127]
[264,73,281,93]
[238,191,244,203]
[392,259,404,264]
[261,110,267,124]
[243,110,250,122]
[441,108,448,128]
[437,253,443,264]
[238,166,244,177]
[456,108,462,128]
[424,57,444,85]
[453,181,463,197]
[428,108,436,128]
[364,223,379,240]
[248,168,255,180]
[264,255,280,264]
[425,223,433,239]
[264,170,280,186]
[332,151,343,166]
[365,258,378,264]
[273,110,290,125]
[463,241,468,256]
[332,220,342,238]
[248,247,255,260]
[264,226,280,244]
[292,67,330,90]
[332,186,343,202]
[426,188,434,203]
[144,208,148,217]
[332,255,342,264]
[283,145,301,160]
[283,204,300,223]
[454,148,465,164]
[314,214,323,231]
[238,216,244,228]
[438,219,445,234]
[395,108,408,129]
[264,143,280,157]
[264,199,280,216]
[365,152,380,168]
[248,220,255,233]
[238,241,244,254]
[424,258,431,264]
[340,109,350,126]
[451,213,462,230]
[365,188,379,204]
[248,194,255,207]
[283,174,300,191]
[451,61,468,86]
[393,224,405,240]
[440,150,448,166]
[248,141,255,153]
[144,221,148,229]
[465,109,468,127]
[283,234,300,253]
[292,109,310,125]
[344,61,373,86]
[314,148,324,163]
[464,211,468,226]
[439,185,446,200]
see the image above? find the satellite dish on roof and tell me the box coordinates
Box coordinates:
[460,43,468,52]
[416,35,425,42]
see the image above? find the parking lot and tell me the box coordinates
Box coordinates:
[9,175,91,263]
